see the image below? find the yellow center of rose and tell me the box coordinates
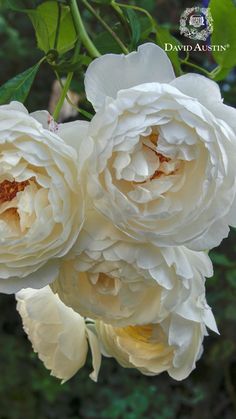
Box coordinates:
[0,179,30,204]
[117,323,171,348]
[124,325,153,342]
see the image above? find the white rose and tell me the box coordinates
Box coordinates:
[51,210,215,327]
[16,286,101,382]
[0,102,87,293]
[96,279,218,380]
[84,43,236,250]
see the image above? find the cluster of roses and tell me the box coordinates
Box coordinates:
[1,44,236,383]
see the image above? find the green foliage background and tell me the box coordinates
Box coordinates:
[0,1,236,418]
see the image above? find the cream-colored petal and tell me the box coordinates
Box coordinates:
[170,73,222,109]
[86,326,102,382]
[0,260,59,294]
[16,286,101,382]
[58,120,90,154]
[30,110,50,129]
[85,43,175,111]
[0,102,85,291]
[85,78,236,250]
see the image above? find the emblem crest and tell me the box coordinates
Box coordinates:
[180,7,213,41]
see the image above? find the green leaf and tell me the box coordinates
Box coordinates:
[210,251,234,267]
[135,0,156,13]
[94,29,124,54]
[226,270,236,288]
[156,27,182,76]
[28,1,77,54]
[54,54,92,73]
[209,0,236,69]
[4,0,37,11]
[208,340,235,362]
[212,66,231,81]
[125,9,141,49]
[0,61,41,105]
[225,305,236,321]
[140,17,154,40]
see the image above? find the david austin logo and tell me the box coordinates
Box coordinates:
[180,7,213,41]
[164,7,230,53]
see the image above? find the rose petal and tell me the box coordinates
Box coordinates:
[85,43,175,111]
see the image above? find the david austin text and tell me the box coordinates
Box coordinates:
[165,43,229,52]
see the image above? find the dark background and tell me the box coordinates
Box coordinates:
[0,1,236,418]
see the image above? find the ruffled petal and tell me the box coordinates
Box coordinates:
[0,260,59,294]
[170,74,222,110]
[16,286,101,382]
[85,43,175,111]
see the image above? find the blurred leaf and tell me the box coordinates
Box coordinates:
[210,252,234,267]
[94,29,124,54]
[0,61,41,104]
[28,1,77,54]
[135,0,156,13]
[208,339,235,363]
[125,9,141,49]
[210,0,236,69]
[71,78,86,94]
[190,386,206,405]
[127,391,149,415]
[4,0,37,10]
[213,66,231,81]
[225,305,236,321]
[140,16,154,40]
[54,54,92,73]
[156,27,182,76]
[226,270,236,288]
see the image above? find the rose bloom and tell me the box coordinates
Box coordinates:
[0,102,86,293]
[96,282,218,381]
[16,286,101,382]
[51,210,214,327]
[84,43,236,250]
